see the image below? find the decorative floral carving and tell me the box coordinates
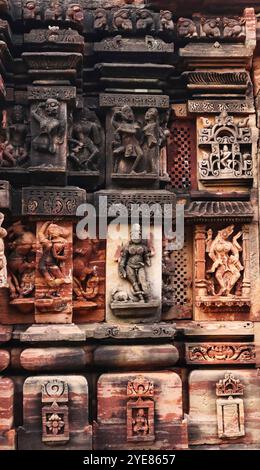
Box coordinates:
[42,379,69,444]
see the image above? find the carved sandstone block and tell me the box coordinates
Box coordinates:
[93,344,179,370]
[20,347,93,371]
[188,369,260,446]
[186,342,256,364]
[18,375,91,450]
[106,224,162,323]
[94,372,188,450]
[0,377,15,450]
[35,221,73,324]
[0,349,10,371]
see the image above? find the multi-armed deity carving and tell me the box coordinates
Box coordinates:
[6,221,36,310]
[198,111,252,184]
[0,213,8,288]
[0,105,29,168]
[216,373,245,438]
[69,108,104,173]
[195,224,251,309]
[31,99,65,157]
[127,376,155,442]
[111,105,169,179]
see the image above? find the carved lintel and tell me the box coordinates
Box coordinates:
[28,86,76,102]
[94,36,174,54]
[186,342,256,364]
[22,187,86,216]
[188,100,254,114]
[24,28,84,48]
[100,93,169,109]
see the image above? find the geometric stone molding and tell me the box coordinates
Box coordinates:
[22,187,86,216]
[185,200,254,223]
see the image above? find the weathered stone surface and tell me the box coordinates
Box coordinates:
[189,369,260,446]
[0,325,12,342]
[20,324,85,342]
[20,347,93,371]
[18,375,91,450]
[94,345,179,369]
[94,372,188,450]
[177,321,254,337]
[0,377,15,450]
[186,342,256,364]
[0,349,10,371]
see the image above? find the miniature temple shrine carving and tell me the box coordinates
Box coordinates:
[1,0,260,452]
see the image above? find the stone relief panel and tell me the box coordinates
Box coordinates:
[198,112,253,185]
[18,375,91,450]
[194,224,251,315]
[94,372,187,450]
[106,224,162,323]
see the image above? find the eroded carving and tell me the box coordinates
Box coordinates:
[94,8,108,30]
[0,213,7,288]
[159,10,174,31]
[127,376,155,442]
[136,10,154,32]
[113,9,133,31]
[42,379,69,444]
[6,221,36,311]
[69,108,104,173]
[177,18,197,37]
[0,106,29,168]
[216,373,245,439]
[31,99,65,156]
[198,111,252,182]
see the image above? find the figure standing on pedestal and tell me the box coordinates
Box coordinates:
[118,224,152,302]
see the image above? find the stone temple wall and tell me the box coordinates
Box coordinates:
[0,0,260,450]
